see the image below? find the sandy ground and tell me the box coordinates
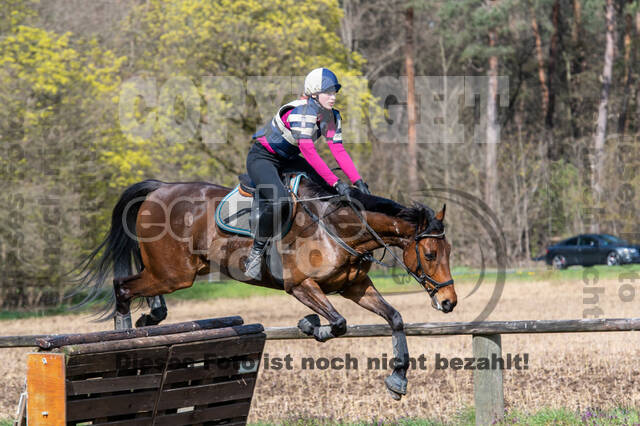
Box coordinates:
[0,276,639,423]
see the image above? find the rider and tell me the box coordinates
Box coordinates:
[244,67,370,280]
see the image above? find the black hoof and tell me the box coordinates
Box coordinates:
[136,314,160,327]
[385,372,408,396]
[298,314,320,336]
[386,388,402,401]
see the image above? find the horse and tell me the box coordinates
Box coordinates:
[71,176,457,399]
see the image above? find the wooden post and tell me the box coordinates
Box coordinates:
[472,334,504,425]
[27,353,66,425]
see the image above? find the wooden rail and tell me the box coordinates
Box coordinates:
[264,317,640,339]
[265,317,640,425]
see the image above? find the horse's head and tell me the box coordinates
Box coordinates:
[402,204,457,313]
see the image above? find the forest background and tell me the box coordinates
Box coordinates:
[1,0,639,309]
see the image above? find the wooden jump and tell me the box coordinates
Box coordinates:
[13,316,266,426]
[7,317,640,425]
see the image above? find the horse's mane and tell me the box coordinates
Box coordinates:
[300,178,443,236]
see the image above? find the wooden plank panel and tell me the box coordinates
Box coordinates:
[157,378,256,410]
[168,334,266,362]
[67,374,162,395]
[66,390,157,421]
[38,317,244,349]
[81,417,152,426]
[27,353,66,425]
[154,401,251,426]
[66,347,169,377]
[164,353,260,384]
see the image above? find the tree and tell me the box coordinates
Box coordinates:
[591,0,617,232]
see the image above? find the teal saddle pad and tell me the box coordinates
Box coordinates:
[214,173,305,238]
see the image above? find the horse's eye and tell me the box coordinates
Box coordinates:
[425,253,436,261]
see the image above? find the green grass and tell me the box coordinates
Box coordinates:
[246,406,640,425]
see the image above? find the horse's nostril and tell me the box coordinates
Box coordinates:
[441,299,452,311]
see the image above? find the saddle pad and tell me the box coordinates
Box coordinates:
[215,173,305,238]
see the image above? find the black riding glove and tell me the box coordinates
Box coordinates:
[333,180,352,203]
[354,179,371,195]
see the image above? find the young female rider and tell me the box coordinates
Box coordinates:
[244,68,370,280]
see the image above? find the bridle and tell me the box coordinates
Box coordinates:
[294,192,455,298]
[411,230,455,297]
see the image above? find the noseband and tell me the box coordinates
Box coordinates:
[411,230,455,298]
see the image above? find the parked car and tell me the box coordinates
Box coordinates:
[545,234,640,269]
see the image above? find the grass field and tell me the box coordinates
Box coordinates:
[1,264,639,424]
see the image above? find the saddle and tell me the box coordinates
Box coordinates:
[214,173,306,239]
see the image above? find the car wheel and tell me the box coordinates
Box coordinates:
[606,251,620,266]
[552,255,567,270]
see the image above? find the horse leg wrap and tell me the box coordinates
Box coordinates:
[392,331,409,372]
[298,314,320,336]
[313,325,335,342]
[385,330,409,398]
[114,312,132,330]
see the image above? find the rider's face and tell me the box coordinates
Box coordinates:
[316,91,337,109]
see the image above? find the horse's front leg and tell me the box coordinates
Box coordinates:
[288,277,347,342]
[341,276,409,400]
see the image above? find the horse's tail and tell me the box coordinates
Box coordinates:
[66,179,164,319]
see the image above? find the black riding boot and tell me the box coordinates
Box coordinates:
[244,199,275,280]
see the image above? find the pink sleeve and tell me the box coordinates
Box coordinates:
[298,139,339,187]
[327,141,361,184]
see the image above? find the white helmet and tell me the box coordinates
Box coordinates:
[304,68,341,96]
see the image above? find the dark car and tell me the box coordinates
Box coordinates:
[545,234,640,269]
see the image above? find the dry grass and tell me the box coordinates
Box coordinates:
[1,276,638,423]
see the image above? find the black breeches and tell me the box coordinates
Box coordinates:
[245,143,324,243]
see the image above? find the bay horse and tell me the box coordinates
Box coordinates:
[71,177,456,399]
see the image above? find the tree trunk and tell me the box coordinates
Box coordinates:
[617,12,633,135]
[546,0,561,159]
[591,0,617,232]
[485,29,499,213]
[568,0,584,139]
[404,6,418,194]
[636,8,640,136]
[530,6,549,120]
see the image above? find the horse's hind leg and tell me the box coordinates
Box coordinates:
[341,276,409,401]
[289,278,347,342]
[135,296,168,327]
[113,272,142,330]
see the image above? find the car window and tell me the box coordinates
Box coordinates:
[580,237,598,247]
[600,234,629,245]
[564,237,578,246]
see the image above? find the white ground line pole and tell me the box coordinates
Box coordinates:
[472,334,504,425]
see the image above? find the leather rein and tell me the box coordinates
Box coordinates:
[293,192,454,298]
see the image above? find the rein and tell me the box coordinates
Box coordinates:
[293,191,454,297]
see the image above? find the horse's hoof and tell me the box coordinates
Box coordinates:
[298,314,320,336]
[385,372,408,396]
[386,388,402,401]
[136,314,156,327]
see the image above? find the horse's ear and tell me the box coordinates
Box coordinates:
[435,204,446,221]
